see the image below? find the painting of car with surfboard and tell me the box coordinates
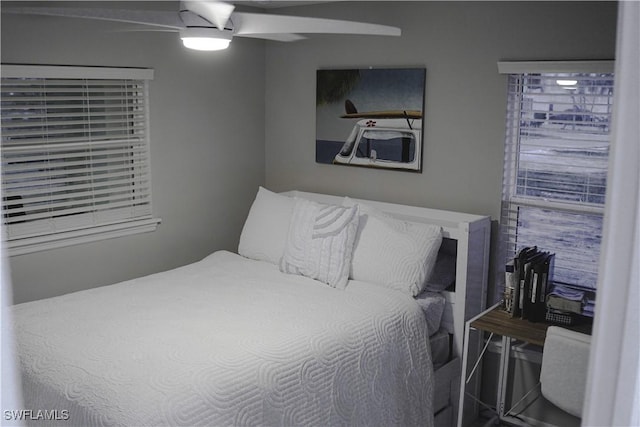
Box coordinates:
[316,68,425,172]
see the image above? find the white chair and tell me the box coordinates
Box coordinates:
[540,326,592,418]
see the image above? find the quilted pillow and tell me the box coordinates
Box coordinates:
[346,200,442,296]
[280,199,359,289]
[238,187,294,265]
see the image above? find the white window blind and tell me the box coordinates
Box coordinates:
[1,65,160,255]
[500,65,614,289]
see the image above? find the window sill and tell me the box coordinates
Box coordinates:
[4,217,162,256]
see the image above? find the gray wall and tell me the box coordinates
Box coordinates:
[264,0,617,298]
[2,2,266,303]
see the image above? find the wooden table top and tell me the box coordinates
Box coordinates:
[471,308,548,346]
[471,307,593,347]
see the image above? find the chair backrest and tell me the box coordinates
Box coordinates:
[540,326,591,418]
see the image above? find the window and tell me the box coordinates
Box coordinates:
[355,129,416,163]
[499,61,614,290]
[1,65,160,255]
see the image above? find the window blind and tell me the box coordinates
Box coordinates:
[501,71,614,289]
[1,65,159,255]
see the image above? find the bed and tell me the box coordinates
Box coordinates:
[9,188,490,427]
[281,191,492,427]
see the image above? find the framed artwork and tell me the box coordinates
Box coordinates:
[315,67,426,172]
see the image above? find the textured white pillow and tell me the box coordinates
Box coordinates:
[238,187,294,265]
[280,199,359,289]
[348,201,443,296]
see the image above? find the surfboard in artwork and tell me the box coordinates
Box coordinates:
[340,100,422,119]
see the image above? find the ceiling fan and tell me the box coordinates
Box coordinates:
[2,1,401,51]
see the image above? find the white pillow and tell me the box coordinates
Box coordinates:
[346,200,443,296]
[280,199,359,289]
[238,187,294,265]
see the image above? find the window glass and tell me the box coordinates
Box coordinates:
[501,71,614,290]
[355,130,416,162]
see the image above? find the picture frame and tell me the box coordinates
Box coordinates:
[315,67,426,172]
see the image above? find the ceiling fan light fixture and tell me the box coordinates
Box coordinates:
[182,37,230,51]
[180,27,232,51]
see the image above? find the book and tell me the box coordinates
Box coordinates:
[522,251,547,320]
[504,260,516,313]
[529,252,554,322]
[546,294,584,314]
[511,246,537,318]
[546,282,588,315]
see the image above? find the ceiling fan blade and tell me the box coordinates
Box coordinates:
[236,33,306,42]
[1,7,185,30]
[113,27,180,33]
[182,1,235,31]
[231,12,401,38]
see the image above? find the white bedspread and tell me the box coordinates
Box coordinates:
[11,251,434,427]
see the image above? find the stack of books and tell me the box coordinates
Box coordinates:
[545,283,595,325]
[504,246,555,323]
